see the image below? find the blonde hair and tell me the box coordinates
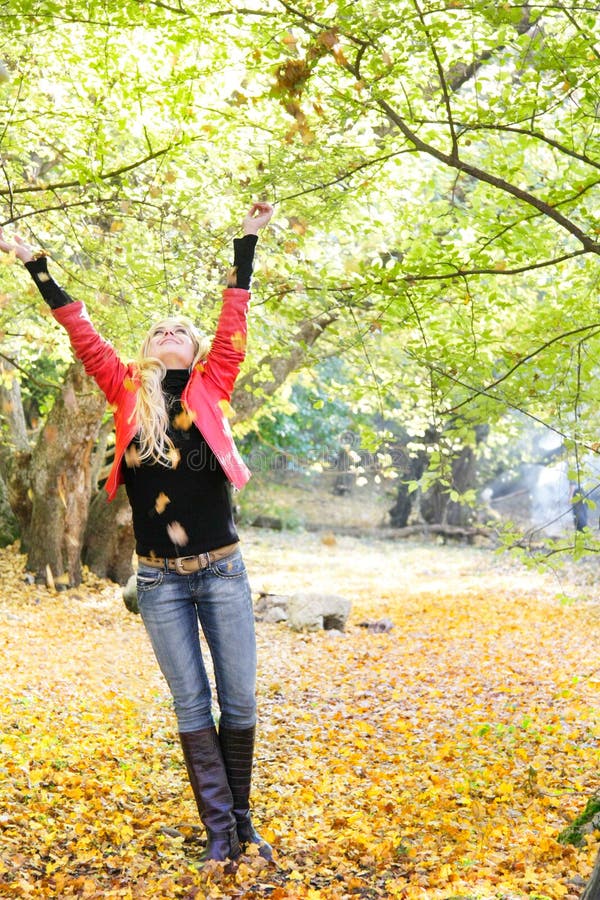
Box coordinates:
[133,317,212,466]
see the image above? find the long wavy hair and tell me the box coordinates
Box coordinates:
[132,317,212,466]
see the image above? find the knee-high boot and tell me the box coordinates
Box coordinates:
[179,726,241,864]
[218,724,273,860]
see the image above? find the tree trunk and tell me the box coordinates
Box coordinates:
[388,442,428,528]
[421,428,489,531]
[0,359,34,542]
[0,358,30,457]
[389,425,489,531]
[0,473,19,546]
[582,851,600,899]
[232,311,337,422]
[421,442,478,528]
[82,485,135,584]
[22,361,106,587]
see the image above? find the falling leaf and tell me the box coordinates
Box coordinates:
[45,564,55,590]
[123,376,138,392]
[154,492,170,514]
[169,521,189,546]
[288,217,307,235]
[218,399,235,419]
[231,331,246,353]
[317,28,340,49]
[167,447,181,469]
[173,408,195,430]
[57,473,68,509]
[332,46,348,66]
[124,445,141,468]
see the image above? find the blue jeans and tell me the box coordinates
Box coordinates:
[136,549,257,733]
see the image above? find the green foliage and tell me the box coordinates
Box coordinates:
[239,358,362,466]
[236,479,304,531]
[2,1,600,553]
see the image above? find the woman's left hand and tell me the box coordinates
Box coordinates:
[242,202,274,235]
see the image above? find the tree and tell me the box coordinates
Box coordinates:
[4,362,107,585]
[582,852,600,899]
[2,2,600,582]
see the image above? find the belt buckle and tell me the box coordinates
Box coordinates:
[174,555,197,575]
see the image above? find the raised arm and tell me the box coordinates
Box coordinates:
[0,228,128,405]
[203,202,274,399]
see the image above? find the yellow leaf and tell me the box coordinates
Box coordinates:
[167,521,189,547]
[125,445,141,468]
[218,399,235,419]
[166,447,181,469]
[173,408,195,430]
[123,376,138,392]
[231,331,246,353]
[496,781,513,797]
[155,492,171,514]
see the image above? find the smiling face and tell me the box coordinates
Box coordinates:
[144,319,198,369]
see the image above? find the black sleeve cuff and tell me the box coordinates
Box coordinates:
[230,234,258,290]
[24,256,74,309]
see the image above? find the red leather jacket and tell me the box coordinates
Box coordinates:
[53,289,252,500]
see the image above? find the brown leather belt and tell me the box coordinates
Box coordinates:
[137,542,240,575]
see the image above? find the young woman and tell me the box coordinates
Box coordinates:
[0,202,274,866]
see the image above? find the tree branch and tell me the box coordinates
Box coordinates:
[374,95,600,254]
[0,195,163,227]
[446,6,537,92]
[423,357,597,452]
[0,143,180,198]
[275,0,370,49]
[461,123,600,172]
[276,3,599,252]
[232,310,338,422]
[209,6,280,17]
[412,0,458,156]
[449,323,600,414]
[276,148,415,203]
[556,1,600,57]
[421,250,588,278]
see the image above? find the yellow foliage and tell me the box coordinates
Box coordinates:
[217,399,235,419]
[0,537,598,898]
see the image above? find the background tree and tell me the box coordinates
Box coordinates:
[2,1,600,583]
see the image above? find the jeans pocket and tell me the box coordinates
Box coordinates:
[136,568,165,591]
[210,551,247,579]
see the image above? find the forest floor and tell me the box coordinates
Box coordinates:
[1,521,600,899]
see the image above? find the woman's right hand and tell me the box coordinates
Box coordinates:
[0,228,35,263]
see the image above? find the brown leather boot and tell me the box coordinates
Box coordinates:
[179,726,241,864]
[218,724,273,860]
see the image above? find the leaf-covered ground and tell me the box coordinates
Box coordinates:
[1,532,599,899]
